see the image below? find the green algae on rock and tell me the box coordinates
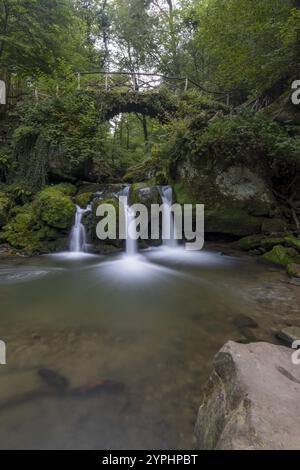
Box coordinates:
[263,245,300,267]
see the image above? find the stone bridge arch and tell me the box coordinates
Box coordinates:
[95,90,178,122]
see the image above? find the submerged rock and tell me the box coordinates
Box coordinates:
[38,368,69,391]
[276,327,300,347]
[195,341,300,450]
[232,314,258,330]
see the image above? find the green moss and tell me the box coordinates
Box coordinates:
[130,183,146,205]
[94,198,119,216]
[35,186,76,230]
[285,235,300,252]
[54,183,77,196]
[1,201,67,255]
[0,192,11,228]
[1,204,42,253]
[233,235,285,251]
[174,183,197,205]
[287,263,300,279]
[76,192,93,208]
[263,245,300,267]
[205,207,262,237]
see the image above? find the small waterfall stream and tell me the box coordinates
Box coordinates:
[69,205,91,253]
[160,186,178,248]
[120,187,138,256]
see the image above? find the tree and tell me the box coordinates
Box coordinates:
[0,0,75,75]
[193,0,298,98]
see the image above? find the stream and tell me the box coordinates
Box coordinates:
[0,247,299,449]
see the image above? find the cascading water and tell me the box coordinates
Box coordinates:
[119,186,138,256]
[69,205,91,253]
[160,186,178,248]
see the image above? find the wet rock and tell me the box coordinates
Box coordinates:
[232,234,285,252]
[195,341,300,449]
[174,163,276,238]
[276,327,300,347]
[285,236,300,253]
[130,183,161,209]
[38,368,69,391]
[287,263,300,279]
[263,245,300,267]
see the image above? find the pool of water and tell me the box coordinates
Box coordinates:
[0,246,299,449]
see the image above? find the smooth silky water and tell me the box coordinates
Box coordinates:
[0,247,299,450]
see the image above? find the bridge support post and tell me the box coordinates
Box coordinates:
[184,77,189,92]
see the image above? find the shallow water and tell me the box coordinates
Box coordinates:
[0,246,299,450]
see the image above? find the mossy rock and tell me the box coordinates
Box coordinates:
[0,203,65,254]
[35,186,76,230]
[284,235,300,253]
[83,197,122,248]
[76,192,94,209]
[1,204,42,253]
[123,158,159,183]
[233,235,285,252]
[53,183,77,196]
[93,198,120,219]
[263,245,300,267]
[287,263,300,279]
[130,183,161,208]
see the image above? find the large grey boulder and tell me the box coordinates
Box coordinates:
[174,159,278,237]
[195,341,300,450]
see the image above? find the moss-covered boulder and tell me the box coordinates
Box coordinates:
[84,196,122,250]
[173,164,276,238]
[54,183,77,197]
[0,184,75,255]
[233,235,285,252]
[124,158,160,183]
[35,186,76,230]
[130,183,161,208]
[76,192,93,209]
[287,263,300,279]
[0,203,66,254]
[263,245,300,267]
[285,235,300,253]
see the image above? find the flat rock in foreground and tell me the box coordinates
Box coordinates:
[195,341,300,450]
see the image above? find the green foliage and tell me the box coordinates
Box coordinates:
[0,146,13,182]
[0,0,76,75]
[0,190,11,227]
[193,0,298,97]
[155,109,300,184]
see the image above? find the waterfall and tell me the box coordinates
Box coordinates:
[119,187,138,256]
[69,205,91,253]
[160,186,178,248]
